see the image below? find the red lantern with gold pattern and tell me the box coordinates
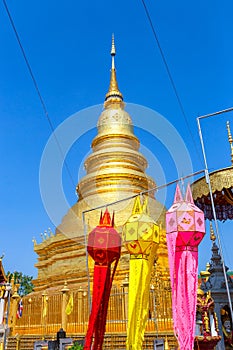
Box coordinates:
[87,210,121,265]
[84,209,121,350]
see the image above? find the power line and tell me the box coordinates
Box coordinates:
[3,0,76,189]
[140,0,203,166]
[3,0,203,190]
[83,168,205,214]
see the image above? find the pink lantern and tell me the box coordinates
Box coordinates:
[166,183,205,350]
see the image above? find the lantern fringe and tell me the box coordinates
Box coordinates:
[84,258,119,350]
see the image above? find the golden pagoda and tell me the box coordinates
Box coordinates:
[33,36,168,292]
[10,38,176,349]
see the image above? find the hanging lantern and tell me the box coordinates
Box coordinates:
[166,183,205,350]
[87,210,121,265]
[123,196,160,257]
[123,196,160,350]
[84,209,121,350]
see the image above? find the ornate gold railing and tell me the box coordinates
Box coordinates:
[13,279,173,337]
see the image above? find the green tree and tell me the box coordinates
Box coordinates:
[7,271,34,296]
[69,343,84,350]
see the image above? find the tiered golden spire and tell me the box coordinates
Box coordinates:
[78,35,157,202]
[104,34,123,108]
[227,121,233,165]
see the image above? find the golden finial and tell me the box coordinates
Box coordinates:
[197,288,205,296]
[61,281,69,293]
[104,35,123,108]
[200,262,211,281]
[227,121,233,165]
[210,222,216,241]
[111,34,116,69]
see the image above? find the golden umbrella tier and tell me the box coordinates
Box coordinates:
[192,166,233,221]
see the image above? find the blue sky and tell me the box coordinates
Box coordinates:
[1,0,233,277]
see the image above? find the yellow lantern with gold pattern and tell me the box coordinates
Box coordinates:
[122,196,160,350]
[123,196,159,258]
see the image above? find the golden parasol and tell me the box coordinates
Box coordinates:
[192,121,233,221]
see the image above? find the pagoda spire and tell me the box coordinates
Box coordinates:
[111,34,116,69]
[209,222,216,242]
[104,34,123,108]
[226,121,233,165]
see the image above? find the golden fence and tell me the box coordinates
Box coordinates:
[13,279,173,337]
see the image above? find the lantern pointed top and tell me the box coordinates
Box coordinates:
[142,195,149,215]
[99,208,112,226]
[132,196,142,215]
[167,183,204,216]
[100,211,103,223]
[185,183,194,204]
[111,211,115,227]
[173,184,183,203]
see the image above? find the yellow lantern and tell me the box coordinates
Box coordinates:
[123,196,159,258]
[122,196,160,350]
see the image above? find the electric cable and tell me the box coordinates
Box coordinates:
[83,168,205,214]
[82,168,205,310]
[3,0,204,197]
[3,0,76,189]
[140,0,203,167]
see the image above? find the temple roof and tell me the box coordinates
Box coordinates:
[192,166,233,221]
[192,121,233,221]
[201,241,233,292]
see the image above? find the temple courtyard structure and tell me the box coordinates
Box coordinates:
[1,39,233,350]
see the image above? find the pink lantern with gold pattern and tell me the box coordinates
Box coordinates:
[166,183,205,350]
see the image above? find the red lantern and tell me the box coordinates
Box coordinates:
[84,209,121,350]
[87,210,121,265]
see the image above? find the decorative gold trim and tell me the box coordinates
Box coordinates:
[192,167,233,199]
[92,133,139,149]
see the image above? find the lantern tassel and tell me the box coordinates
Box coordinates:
[84,265,109,349]
[166,184,205,350]
[84,258,120,350]
[127,248,156,349]
[92,259,119,350]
